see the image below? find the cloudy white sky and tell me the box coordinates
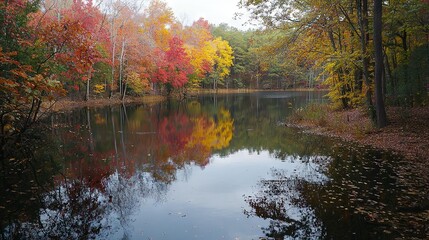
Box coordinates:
[163,0,250,29]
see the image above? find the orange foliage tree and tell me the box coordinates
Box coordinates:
[31,0,110,100]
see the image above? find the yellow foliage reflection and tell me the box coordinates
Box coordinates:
[94,113,106,125]
[183,108,234,165]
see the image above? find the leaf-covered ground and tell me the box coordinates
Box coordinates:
[288,106,429,164]
[361,107,429,162]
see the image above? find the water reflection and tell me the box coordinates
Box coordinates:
[245,143,429,239]
[55,101,234,183]
[41,179,108,239]
[0,127,108,239]
[45,100,237,238]
[244,170,324,239]
[1,92,428,239]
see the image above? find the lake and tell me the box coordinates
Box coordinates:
[1,91,428,239]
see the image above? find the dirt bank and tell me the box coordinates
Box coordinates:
[42,95,166,112]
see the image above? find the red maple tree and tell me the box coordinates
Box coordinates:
[152,36,193,92]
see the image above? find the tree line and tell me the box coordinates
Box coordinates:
[240,0,429,127]
[1,0,238,101]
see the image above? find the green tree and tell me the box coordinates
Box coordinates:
[212,24,253,88]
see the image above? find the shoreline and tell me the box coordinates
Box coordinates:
[287,106,429,163]
[45,88,326,112]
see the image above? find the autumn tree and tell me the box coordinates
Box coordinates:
[0,0,64,139]
[108,1,152,100]
[181,20,235,91]
[212,24,254,88]
[142,0,176,51]
[32,0,110,101]
[152,36,193,95]
[183,18,215,88]
[241,0,428,121]
[138,0,180,94]
[210,37,234,90]
[67,0,110,101]
[239,1,369,112]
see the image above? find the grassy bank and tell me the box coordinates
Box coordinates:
[288,103,375,138]
[288,103,429,162]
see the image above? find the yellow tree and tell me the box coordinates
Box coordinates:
[183,18,215,88]
[210,37,234,90]
[142,0,175,51]
[185,41,216,88]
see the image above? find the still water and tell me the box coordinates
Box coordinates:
[1,91,428,239]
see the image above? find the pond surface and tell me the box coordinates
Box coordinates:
[1,91,428,239]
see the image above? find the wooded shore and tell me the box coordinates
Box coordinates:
[287,105,429,163]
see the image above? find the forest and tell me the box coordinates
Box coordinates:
[0,0,428,132]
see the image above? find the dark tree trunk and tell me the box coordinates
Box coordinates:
[374,0,387,128]
[357,0,375,118]
[384,51,394,96]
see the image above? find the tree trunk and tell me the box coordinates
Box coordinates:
[213,77,217,91]
[110,38,116,98]
[256,73,259,89]
[122,82,127,102]
[374,0,387,128]
[357,0,374,118]
[384,51,394,96]
[85,69,91,101]
[328,28,337,52]
[119,38,126,97]
[110,12,118,99]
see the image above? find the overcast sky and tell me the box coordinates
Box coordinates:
[163,0,250,29]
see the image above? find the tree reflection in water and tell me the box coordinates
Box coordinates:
[1,101,236,239]
[40,179,108,239]
[0,133,109,239]
[103,170,169,238]
[244,157,328,240]
[245,140,429,239]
